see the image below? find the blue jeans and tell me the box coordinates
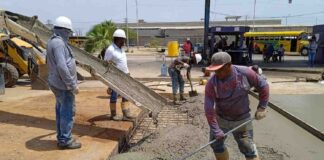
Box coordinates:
[308,51,316,67]
[110,89,127,103]
[210,117,257,158]
[50,86,75,145]
[169,68,184,95]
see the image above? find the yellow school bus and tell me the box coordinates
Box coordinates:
[244,31,309,56]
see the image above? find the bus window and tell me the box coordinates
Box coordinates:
[300,33,308,40]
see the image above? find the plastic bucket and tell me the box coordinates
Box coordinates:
[160,64,168,77]
[167,41,179,57]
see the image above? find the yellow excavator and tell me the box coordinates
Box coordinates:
[0,31,46,88]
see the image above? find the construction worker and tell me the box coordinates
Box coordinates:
[182,37,193,57]
[168,56,190,104]
[46,16,81,149]
[104,29,135,121]
[204,52,269,160]
[248,38,254,63]
[308,35,318,67]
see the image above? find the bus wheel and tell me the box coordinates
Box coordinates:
[301,48,308,56]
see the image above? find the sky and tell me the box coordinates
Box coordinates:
[1,0,324,35]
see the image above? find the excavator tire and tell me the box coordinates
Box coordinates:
[1,63,19,88]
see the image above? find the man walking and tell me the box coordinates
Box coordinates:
[204,52,269,160]
[104,29,135,121]
[308,36,318,67]
[248,39,254,63]
[47,16,81,149]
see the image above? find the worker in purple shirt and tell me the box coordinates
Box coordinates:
[204,52,269,160]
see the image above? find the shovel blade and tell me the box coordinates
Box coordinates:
[189,90,198,97]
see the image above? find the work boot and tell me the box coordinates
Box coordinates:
[57,139,81,150]
[173,94,180,105]
[214,148,229,160]
[109,103,123,121]
[180,93,187,101]
[245,156,260,160]
[121,102,136,120]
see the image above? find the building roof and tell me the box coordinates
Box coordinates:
[117,19,282,28]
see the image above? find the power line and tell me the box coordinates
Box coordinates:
[256,10,324,19]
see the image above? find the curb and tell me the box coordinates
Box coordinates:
[262,68,323,74]
[135,77,204,82]
[249,91,324,141]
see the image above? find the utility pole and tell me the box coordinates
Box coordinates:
[285,16,288,26]
[136,0,139,49]
[203,0,210,61]
[285,14,290,26]
[253,0,256,31]
[126,0,129,50]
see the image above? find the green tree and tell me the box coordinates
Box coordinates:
[85,20,137,54]
[149,37,160,49]
[85,20,116,53]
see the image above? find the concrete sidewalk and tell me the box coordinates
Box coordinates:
[0,81,141,160]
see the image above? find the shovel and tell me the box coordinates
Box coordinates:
[188,73,198,97]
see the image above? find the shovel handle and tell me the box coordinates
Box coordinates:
[187,73,194,91]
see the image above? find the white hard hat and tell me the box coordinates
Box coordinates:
[195,53,202,64]
[186,37,190,41]
[54,16,73,31]
[113,29,126,38]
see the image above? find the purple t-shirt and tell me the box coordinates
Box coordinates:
[204,65,269,135]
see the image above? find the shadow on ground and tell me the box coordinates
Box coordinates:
[0,111,127,152]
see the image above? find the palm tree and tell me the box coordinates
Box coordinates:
[85,20,117,53]
[85,20,137,54]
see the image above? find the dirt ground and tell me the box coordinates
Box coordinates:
[0,81,141,160]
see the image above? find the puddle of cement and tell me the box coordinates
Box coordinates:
[271,94,324,131]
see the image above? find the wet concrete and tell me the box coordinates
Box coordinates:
[271,94,324,132]
[110,94,324,160]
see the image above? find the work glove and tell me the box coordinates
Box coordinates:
[255,107,266,120]
[183,63,189,68]
[214,129,225,140]
[73,86,79,95]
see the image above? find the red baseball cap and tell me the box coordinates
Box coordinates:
[206,52,232,71]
